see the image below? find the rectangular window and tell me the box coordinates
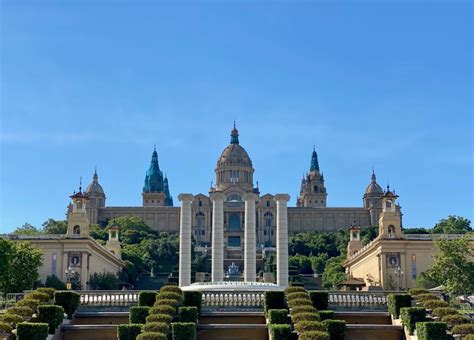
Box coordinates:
[51,253,57,275]
[411,255,417,280]
[228,236,241,247]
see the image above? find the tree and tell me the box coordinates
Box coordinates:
[322,256,347,289]
[289,255,313,274]
[432,216,471,234]
[415,272,440,289]
[42,219,67,234]
[311,253,329,274]
[119,260,138,287]
[403,227,430,234]
[13,223,41,235]
[0,238,43,296]
[45,274,67,290]
[427,235,474,295]
[89,272,119,290]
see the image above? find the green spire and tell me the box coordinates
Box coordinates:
[230,121,239,144]
[143,146,164,193]
[310,146,320,172]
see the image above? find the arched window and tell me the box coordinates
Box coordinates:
[73,225,81,235]
[388,225,395,238]
[386,200,392,209]
[76,200,82,210]
[227,193,242,202]
[228,213,241,231]
[314,185,318,192]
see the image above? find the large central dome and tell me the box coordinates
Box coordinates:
[214,124,255,193]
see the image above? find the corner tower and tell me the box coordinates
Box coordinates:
[297,147,327,207]
[85,168,106,224]
[363,169,384,226]
[142,147,173,207]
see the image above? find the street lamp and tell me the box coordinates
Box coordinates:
[65,266,76,290]
[394,266,404,291]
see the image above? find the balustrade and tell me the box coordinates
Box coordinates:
[328,291,389,311]
[79,290,139,306]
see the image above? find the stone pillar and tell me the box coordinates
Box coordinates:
[178,194,194,287]
[211,192,225,282]
[244,193,258,282]
[275,194,290,287]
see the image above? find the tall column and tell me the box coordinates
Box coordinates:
[178,194,194,287]
[244,193,258,282]
[275,194,290,287]
[211,192,225,282]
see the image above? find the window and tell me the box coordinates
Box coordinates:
[266,201,270,207]
[201,230,205,235]
[228,213,241,231]
[411,255,417,280]
[388,225,395,238]
[51,253,57,275]
[76,200,82,210]
[73,225,81,235]
[228,236,241,247]
[199,200,202,207]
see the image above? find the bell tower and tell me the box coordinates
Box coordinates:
[143,146,167,207]
[347,225,363,257]
[105,225,122,259]
[378,186,402,239]
[67,180,91,237]
[297,147,327,207]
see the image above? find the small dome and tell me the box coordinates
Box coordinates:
[364,171,383,195]
[217,143,253,168]
[85,170,105,196]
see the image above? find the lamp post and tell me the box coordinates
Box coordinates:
[394,265,404,291]
[65,266,76,290]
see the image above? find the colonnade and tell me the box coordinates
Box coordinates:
[178,193,290,287]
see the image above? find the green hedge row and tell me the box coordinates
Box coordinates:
[400,307,426,335]
[269,324,292,340]
[54,291,80,319]
[130,306,151,324]
[309,291,329,311]
[16,322,49,340]
[171,322,196,340]
[139,291,158,307]
[416,322,448,340]
[387,294,411,318]
[118,324,143,340]
[37,305,65,334]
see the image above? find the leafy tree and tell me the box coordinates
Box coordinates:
[432,216,471,234]
[427,235,474,294]
[289,232,340,257]
[89,272,119,290]
[45,274,67,290]
[322,256,347,289]
[119,260,139,287]
[42,219,67,234]
[0,238,43,296]
[361,226,378,245]
[403,228,430,234]
[106,216,159,244]
[289,255,313,274]
[415,272,440,289]
[311,253,329,274]
[13,223,41,235]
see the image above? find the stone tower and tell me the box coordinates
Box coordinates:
[85,169,106,224]
[105,225,122,259]
[67,182,91,237]
[378,186,402,239]
[297,147,327,207]
[142,147,173,207]
[363,170,384,226]
[347,224,363,257]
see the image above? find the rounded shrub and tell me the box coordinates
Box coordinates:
[291,312,321,324]
[451,324,474,335]
[160,286,183,294]
[136,332,167,340]
[26,292,50,303]
[16,322,49,340]
[154,299,180,309]
[149,305,176,316]
[441,314,470,327]
[117,324,143,340]
[156,292,183,304]
[432,307,458,318]
[291,305,317,314]
[294,320,326,333]
[299,331,330,340]
[146,313,173,324]
[36,288,56,300]
[171,322,197,340]
[37,305,65,334]
[143,322,169,334]
[409,288,429,296]
[466,334,474,340]
[139,291,158,307]
[269,324,292,340]
[129,306,150,324]
[0,313,24,326]
[267,309,289,324]
[54,291,80,319]
[287,292,310,301]
[6,306,34,317]
[414,293,439,302]
[17,298,41,312]
[0,322,12,334]
[422,300,450,310]
[288,298,312,309]
[284,286,306,294]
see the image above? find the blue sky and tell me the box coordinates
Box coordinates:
[1,1,472,232]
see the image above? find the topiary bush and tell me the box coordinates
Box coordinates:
[26,292,50,303]
[299,331,330,340]
[323,319,345,340]
[0,313,24,326]
[387,294,412,318]
[416,321,448,340]
[466,335,474,340]
[149,305,176,316]
[16,322,49,340]
[451,324,474,335]
[171,322,196,340]
[183,291,202,314]
[287,298,312,309]
[414,293,439,302]
[294,320,326,333]
[285,286,306,294]
[136,332,167,340]
[291,305,317,314]
[154,299,180,309]
[117,324,143,340]
[139,291,158,307]
[160,285,182,294]
[178,306,198,323]
[441,314,470,327]
[287,292,310,301]
[6,306,33,317]
[264,291,286,313]
[37,305,65,334]
[36,288,56,300]
[319,310,335,321]
[267,309,289,324]
[291,312,321,324]
[308,291,329,311]
[269,324,292,340]
[432,307,458,318]
[156,292,183,303]
[54,291,80,319]
[422,299,450,310]
[146,313,173,324]
[0,322,12,334]
[130,306,150,324]
[17,298,41,312]
[143,322,169,334]
[400,307,426,335]
[409,288,429,296]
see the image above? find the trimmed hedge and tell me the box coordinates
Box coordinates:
[6,306,33,317]
[267,309,289,324]
[416,321,448,340]
[287,292,310,301]
[17,298,41,312]
[291,305,317,314]
[309,291,329,311]
[36,288,56,300]
[319,310,335,321]
[466,335,474,340]
[409,288,429,296]
[414,293,439,302]
[299,331,330,340]
[0,322,12,334]
[183,291,202,314]
[171,322,196,340]
[26,292,50,303]
[422,299,450,310]
[264,291,286,312]
[118,324,143,340]
[143,322,169,334]
[269,324,292,340]
[149,305,176,316]
[130,306,151,324]
[452,323,474,335]
[54,291,80,319]
[156,292,183,304]
[139,291,158,307]
[387,294,412,318]
[136,332,167,340]
[323,319,346,340]
[154,299,180,309]
[285,286,306,294]
[432,307,458,318]
[37,304,65,334]
[16,322,49,340]
[294,320,326,333]
[400,307,426,335]
[0,313,23,326]
[178,306,198,323]
[160,285,182,294]
[146,313,173,324]
[287,298,312,309]
[291,312,321,324]
[441,314,470,327]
